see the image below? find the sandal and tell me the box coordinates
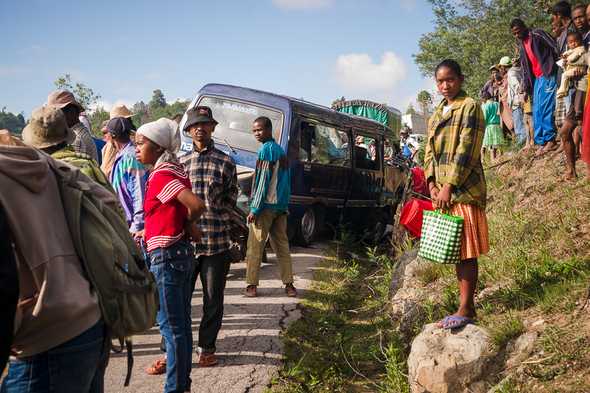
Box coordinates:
[437,315,475,330]
[146,357,167,375]
[197,352,218,367]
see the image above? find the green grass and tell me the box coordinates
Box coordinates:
[269,241,410,393]
[489,313,525,349]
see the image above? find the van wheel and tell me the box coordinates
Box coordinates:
[295,206,324,246]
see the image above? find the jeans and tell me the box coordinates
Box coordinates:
[150,241,194,393]
[533,75,557,145]
[1,321,108,393]
[512,107,527,146]
[190,250,231,354]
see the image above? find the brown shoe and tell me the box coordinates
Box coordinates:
[197,352,218,367]
[146,357,166,375]
[285,283,297,297]
[244,285,257,297]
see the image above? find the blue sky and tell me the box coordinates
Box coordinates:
[0,0,436,116]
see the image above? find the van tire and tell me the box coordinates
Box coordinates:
[294,206,324,246]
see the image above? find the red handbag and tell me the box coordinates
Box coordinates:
[400,198,434,238]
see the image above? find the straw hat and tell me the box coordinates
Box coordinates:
[22,106,74,149]
[109,104,133,119]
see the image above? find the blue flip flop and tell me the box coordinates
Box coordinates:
[439,315,475,330]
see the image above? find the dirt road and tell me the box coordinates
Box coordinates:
[104,245,325,393]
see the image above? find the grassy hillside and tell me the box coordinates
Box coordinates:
[270,151,590,392]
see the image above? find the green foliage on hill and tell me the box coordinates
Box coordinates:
[414,0,552,98]
[0,108,26,134]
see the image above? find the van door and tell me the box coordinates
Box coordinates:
[297,118,351,206]
[350,131,383,206]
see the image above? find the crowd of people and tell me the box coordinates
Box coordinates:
[480,1,590,179]
[0,90,297,393]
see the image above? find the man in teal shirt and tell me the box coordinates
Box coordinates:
[244,116,296,298]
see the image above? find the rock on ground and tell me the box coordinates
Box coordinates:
[104,245,324,393]
[408,323,498,393]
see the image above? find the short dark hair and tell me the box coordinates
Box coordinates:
[572,3,586,13]
[510,18,527,30]
[434,59,463,78]
[567,30,583,42]
[254,116,272,132]
[552,1,571,18]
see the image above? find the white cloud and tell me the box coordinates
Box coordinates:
[0,66,30,78]
[89,99,136,113]
[272,0,334,10]
[334,51,407,104]
[399,0,417,11]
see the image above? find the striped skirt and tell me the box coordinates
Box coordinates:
[450,203,489,260]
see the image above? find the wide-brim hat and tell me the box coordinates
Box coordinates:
[47,89,84,112]
[489,65,499,71]
[22,106,74,149]
[110,104,133,119]
[183,106,218,131]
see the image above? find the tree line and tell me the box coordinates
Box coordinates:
[414,0,555,99]
[1,74,189,137]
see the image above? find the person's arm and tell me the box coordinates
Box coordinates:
[224,160,239,211]
[176,189,205,242]
[126,158,147,235]
[248,148,273,221]
[0,205,18,374]
[535,29,559,59]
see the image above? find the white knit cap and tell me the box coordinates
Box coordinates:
[136,118,180,154]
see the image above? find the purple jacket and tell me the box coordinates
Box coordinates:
[517,28,559,95]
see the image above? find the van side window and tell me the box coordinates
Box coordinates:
[300,122,349,167]
[354,135,379,170]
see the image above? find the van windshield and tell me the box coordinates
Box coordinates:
[194,96,284,153]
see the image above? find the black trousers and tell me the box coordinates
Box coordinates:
[190,250,231,354]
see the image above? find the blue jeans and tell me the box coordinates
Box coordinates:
[1,321,108,393]
[512,107,527,145]
[533,75,557,145]
[149,241,194,393]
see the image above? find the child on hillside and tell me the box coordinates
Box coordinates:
[557,31,588,99]
[481,90,504,161]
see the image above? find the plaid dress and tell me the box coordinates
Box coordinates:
[425,91,490,260]
[424,91,487,208]
[180,142,238,256]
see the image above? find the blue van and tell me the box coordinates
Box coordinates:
[179,84,408,245]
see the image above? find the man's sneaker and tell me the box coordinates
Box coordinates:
[244,285,257,297]
[285,283,297,297]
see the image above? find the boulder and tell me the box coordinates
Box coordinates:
[408,323,498,393]
[389,251,438,339]
[505,332,537,369]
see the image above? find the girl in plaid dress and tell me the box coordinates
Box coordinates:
[424,59,490,330]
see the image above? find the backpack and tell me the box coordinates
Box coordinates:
[47,157,158,385]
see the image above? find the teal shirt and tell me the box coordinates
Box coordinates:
[481,101,500,126]
[250,139,290,215]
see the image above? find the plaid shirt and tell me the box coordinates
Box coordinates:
[180,141,238,256]
[424,91,487,208]
[71,122,99,163]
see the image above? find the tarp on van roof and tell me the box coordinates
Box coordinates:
[331,99,401,142]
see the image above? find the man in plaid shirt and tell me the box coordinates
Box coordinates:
[180,106,238,367]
